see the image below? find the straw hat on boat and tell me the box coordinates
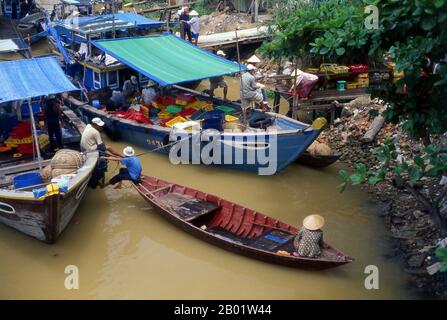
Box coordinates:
[302,214,325,231]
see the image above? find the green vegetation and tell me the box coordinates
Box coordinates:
[339,139,447,235]
[435,247,447,272]
[193,0,215,16]
[259,0,447,238]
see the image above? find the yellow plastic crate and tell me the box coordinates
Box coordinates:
[346,83,357,89]
[304,68,319,74]
[158,111,172,119]
[175,99,188,106]
[165,116,187,128]
[333,66,350,74]
[358,73,369,78]
[141,106,149,117]
[225,115,238,123]
[319,63,338,73]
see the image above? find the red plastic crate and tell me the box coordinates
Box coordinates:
[160,117,174,127]
[177,107,197,117]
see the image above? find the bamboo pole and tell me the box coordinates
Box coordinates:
[291,57,299,119]
[28,98,43,173]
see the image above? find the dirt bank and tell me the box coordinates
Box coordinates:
[317,96,447,299]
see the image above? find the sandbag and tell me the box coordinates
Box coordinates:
[307,141,332,156]
[41,164,53,182]
[51,168,77,178]
[51,149,86,171]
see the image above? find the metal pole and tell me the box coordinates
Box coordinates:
[235,27,246,126]
[28,98,43,173]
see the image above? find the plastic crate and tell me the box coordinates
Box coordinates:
[177,107,197,118]
[215,105,235,115]
[165,116,187,128]
[158,111,172,119]
[160,117,174,127]
[346,83,358,89]
[225,115,238,123]
[189,109,207,121]
[358,73,369,78]
[166,105,183,114]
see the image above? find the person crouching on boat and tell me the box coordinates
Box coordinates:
[123,76,140,101]
[241,64,268,112]
[293,214,325,258]
[103,146,142,189]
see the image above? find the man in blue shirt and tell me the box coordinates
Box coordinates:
[104,146,142,189]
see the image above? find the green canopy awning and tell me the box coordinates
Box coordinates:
[92,34,245,86]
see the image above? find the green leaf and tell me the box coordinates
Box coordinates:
[435,247,447,260]
[350,174,364,185]
[335,47,346,56]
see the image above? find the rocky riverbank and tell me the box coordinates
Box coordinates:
[316,96,447,299]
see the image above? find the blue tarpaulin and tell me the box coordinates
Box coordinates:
[0,57,79,103]
[57,13,165,33]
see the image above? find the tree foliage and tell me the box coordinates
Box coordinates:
[259,0,447,140]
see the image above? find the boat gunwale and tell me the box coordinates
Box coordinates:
[69,96,318,138]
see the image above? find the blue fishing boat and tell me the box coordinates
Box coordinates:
[65,34,324,174]
[69,96,324,174]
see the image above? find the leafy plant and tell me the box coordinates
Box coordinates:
[435,247,447,272]
[339,138,447,235]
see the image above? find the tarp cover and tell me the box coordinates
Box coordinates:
[0,38,29,54]
[58,13,165,33]
[93,34,246,86]
[0,57,78,103]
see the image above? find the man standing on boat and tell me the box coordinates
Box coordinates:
[179,7,192,43]
[43,95,63,152]
[209,50,229,100]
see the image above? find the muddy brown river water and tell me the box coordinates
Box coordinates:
[0,33,413,299]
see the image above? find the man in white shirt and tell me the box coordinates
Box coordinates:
[187,10,200,46]
[290,69,319,100]
[80,117,105,153]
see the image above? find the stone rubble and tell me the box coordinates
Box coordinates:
[316,96,447,299]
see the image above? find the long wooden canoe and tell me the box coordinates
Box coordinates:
[134,175,354,269]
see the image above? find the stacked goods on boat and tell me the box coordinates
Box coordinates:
[3,121,49,157]
[109,93,243,132]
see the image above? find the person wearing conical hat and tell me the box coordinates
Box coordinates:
[247,54,261,64]
[293,214,325,258]
[187,10,200,46]
[289,68,319,101]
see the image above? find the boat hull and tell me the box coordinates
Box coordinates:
[71,98,321,174]
[0,153,97,243]
[0,179,89,243]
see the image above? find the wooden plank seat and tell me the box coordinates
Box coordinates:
[155,192,219,222]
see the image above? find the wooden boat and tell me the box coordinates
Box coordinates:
[296,151,341,168]
[134,175,354,269]
[0,151,98,243]
[0,108,98,243]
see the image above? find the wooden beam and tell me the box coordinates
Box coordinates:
[137,1,197,14]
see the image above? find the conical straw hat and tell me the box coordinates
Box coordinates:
[302,214,325,230]
[247,55,261,63]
